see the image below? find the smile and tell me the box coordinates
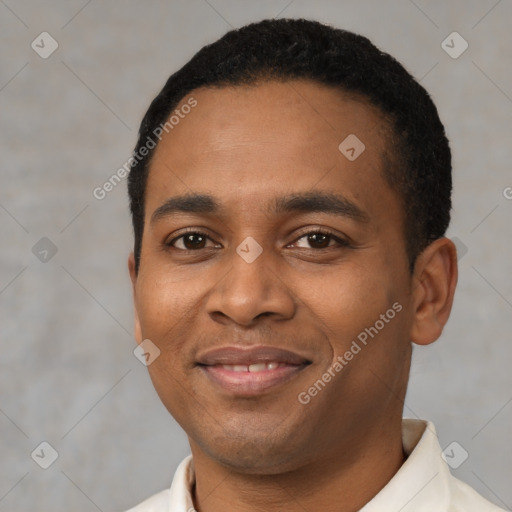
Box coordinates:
[219,362,284,372]
[196,346,312,396]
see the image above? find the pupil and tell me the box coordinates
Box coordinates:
[185,234,205,249]
[309,233,329,248]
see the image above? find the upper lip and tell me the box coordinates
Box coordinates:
[196,346,311,366]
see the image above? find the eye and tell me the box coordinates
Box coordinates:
[167,230,218,251]
[291,230,349,250]
[166,229,349,252]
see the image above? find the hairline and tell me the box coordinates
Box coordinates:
[135,78,414,273]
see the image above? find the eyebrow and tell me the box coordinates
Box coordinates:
[150,191,370,224]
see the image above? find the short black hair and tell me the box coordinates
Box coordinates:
[128,17,451,274]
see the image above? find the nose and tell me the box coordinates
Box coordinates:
[205,241,296,327]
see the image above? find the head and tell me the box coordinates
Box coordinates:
[127,18,457,474]
[129,18,452,275]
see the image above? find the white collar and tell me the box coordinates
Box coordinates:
[127,419,504,511]
[360,419,451,511]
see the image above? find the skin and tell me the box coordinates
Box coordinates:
[128,80,458,512]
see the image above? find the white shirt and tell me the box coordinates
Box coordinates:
[124,419,505,511]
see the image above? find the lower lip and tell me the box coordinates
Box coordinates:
[199,364,308,396]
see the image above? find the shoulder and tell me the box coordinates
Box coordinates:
[119,454,194,512]
[449,475,506,511]
[122,489,170,512]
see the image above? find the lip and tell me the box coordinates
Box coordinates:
[196,346,312,396]
[197,346,311,366]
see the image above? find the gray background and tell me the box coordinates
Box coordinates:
[1,1,511,511]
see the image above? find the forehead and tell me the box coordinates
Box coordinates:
[152,80,386,166]
[145,80,399,228]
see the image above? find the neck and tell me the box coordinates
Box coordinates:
[190,417,406,512]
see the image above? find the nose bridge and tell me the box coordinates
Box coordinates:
[234,236,273,294]
[206,237,295,325]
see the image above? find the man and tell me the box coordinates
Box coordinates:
[124,18,505,511]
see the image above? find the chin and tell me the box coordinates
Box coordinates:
[199,434,309,475]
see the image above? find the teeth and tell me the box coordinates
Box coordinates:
[220,362,282,372]
[248,363,267,372]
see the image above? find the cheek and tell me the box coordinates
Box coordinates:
[135,272,200,412]
[135,269,201,343]
[297,258,397,348]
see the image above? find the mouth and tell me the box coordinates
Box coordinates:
[196,346,312,396]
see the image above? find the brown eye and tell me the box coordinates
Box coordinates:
[168,231,213,251]
[306,232,331,249]
[293,230,348,250]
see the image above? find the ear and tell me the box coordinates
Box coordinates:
[128,252,143,344]
[410,237,458,346]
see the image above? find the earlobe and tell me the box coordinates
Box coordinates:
[409,237,458,346]
[128,252,143,344]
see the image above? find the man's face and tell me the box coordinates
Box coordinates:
[130,80,416,473]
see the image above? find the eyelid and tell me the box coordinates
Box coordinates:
[288,227,350,249]
[166,228,218,249]
[166,226,350,250]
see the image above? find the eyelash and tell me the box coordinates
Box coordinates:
[166,228,350,252]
